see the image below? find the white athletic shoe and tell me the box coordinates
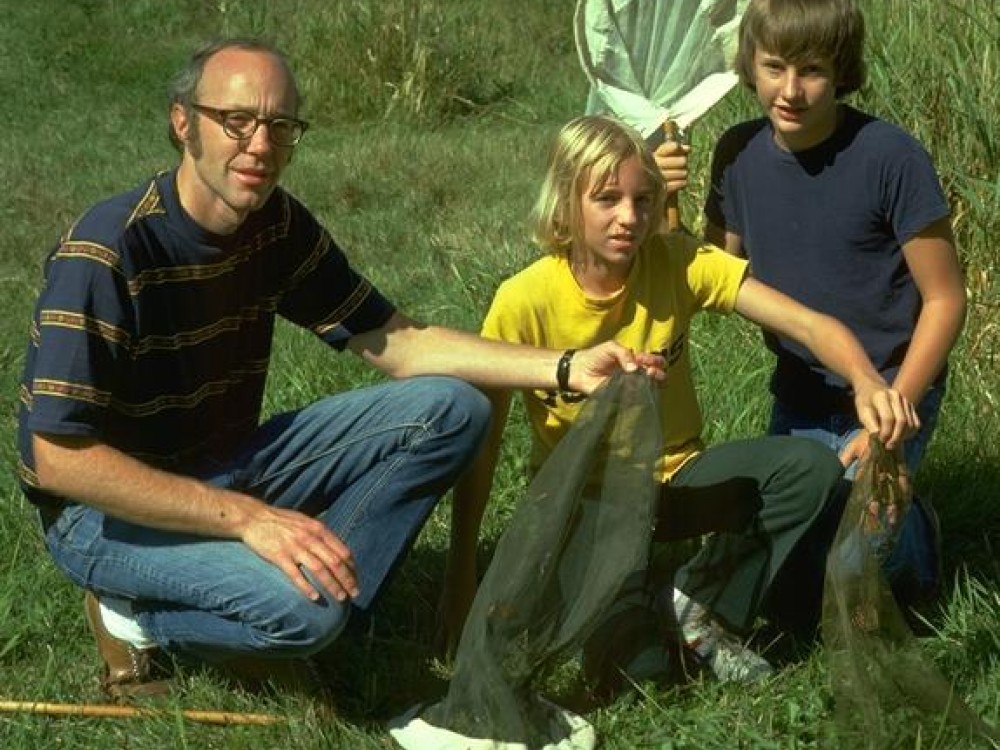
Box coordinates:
[672,588,773,683]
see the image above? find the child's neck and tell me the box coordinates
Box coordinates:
[570,256,630,298]
[774,103,845,153]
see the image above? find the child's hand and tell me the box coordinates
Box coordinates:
[838,430,871,468]
[843,435,913,498]
[653,139,690,196]
[851,382,920,451]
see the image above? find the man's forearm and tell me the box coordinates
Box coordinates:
[352,318,562,388]
[350,313,656,394]
[32,433,261,538]
[892,297,966,405]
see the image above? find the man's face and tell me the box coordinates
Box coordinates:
[752,48,840,152]
[172,48,299,235]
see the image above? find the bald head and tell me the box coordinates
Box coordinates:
[168,38,301,152]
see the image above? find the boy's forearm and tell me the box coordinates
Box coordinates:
[812,323,886,393]
[892,296,966,404]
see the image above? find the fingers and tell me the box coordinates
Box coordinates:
[857,388,921,450]
[592,343,666,380]
[653,140,690,194]
[294,533,359,603]
[633,351,667,380]
[571,343,667,393]
[246,510,359,603]
[879,390,920,449]
[838,432,868,468]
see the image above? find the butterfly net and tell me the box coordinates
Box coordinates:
[390,371,662,749]
[822,436,999,748]
[575,0,749,138]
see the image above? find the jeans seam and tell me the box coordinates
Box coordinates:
[326,422,435,538]
[243,419,432,491]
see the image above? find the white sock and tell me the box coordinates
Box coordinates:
[99,596,157,650]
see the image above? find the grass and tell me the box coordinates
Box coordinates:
[0,0,998,747]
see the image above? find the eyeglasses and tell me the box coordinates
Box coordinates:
[191,103,309,147]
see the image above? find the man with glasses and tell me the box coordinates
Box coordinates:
[17,38,661,698]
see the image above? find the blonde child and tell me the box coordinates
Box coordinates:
[442,115,917,682]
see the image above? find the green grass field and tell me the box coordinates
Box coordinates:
[1,0,998,747]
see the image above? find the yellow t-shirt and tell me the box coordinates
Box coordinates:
[481,232,748,481]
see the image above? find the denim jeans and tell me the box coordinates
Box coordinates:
[767,383,945,603]
[44,376,490,663]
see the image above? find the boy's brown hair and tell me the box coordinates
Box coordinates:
[735,0,866,98]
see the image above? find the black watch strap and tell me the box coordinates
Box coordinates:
[556,349,576,393]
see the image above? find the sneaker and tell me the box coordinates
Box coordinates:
[671,588,773,683]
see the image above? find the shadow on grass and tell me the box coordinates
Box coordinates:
[310,538,477,725]
[921,447,1000,587]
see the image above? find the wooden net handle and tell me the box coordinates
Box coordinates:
[663,120,683,233]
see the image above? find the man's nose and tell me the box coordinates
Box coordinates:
[244,122,274,154]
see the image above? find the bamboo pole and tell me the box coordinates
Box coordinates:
[0,700,283,726]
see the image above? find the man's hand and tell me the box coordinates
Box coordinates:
[653,139,690,195]
[241,504,359,602]
[569,341,666,394]
[852,379,920,452]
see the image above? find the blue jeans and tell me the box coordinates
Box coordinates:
[767,383,944,602]
[44,376,490,663]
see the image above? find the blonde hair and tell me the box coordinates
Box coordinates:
[735,0,866,98]
[532,115,665,256]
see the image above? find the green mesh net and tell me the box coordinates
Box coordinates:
[390,371,662,749]
[822,437,999,748]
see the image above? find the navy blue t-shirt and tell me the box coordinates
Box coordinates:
[18,170,395,505]
[705,105,949,414]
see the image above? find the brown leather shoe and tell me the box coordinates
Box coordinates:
[84,592,173,699]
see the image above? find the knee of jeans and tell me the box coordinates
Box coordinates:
[420,376,492,445]
[252,596,350,657]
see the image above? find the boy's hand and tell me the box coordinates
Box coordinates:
[852,381,920,451]
[653,139,690,195]
[838,430,871,468]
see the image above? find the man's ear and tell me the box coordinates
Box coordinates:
[170,102,191,145]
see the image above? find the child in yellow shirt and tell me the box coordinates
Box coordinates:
[443,115,917,683]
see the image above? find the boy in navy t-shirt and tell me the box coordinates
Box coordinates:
[703,0,966,612]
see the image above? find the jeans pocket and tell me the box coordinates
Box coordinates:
[46,505,103,584]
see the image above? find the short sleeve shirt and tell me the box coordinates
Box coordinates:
[705,106,949,412]
[18,170,395,503]
[482,232,747,480]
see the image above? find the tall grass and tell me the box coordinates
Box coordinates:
[0,0,997,747]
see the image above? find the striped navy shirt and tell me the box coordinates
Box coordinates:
[18,169,395,505]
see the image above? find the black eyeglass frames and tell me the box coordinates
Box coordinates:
[191,103,309,147]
